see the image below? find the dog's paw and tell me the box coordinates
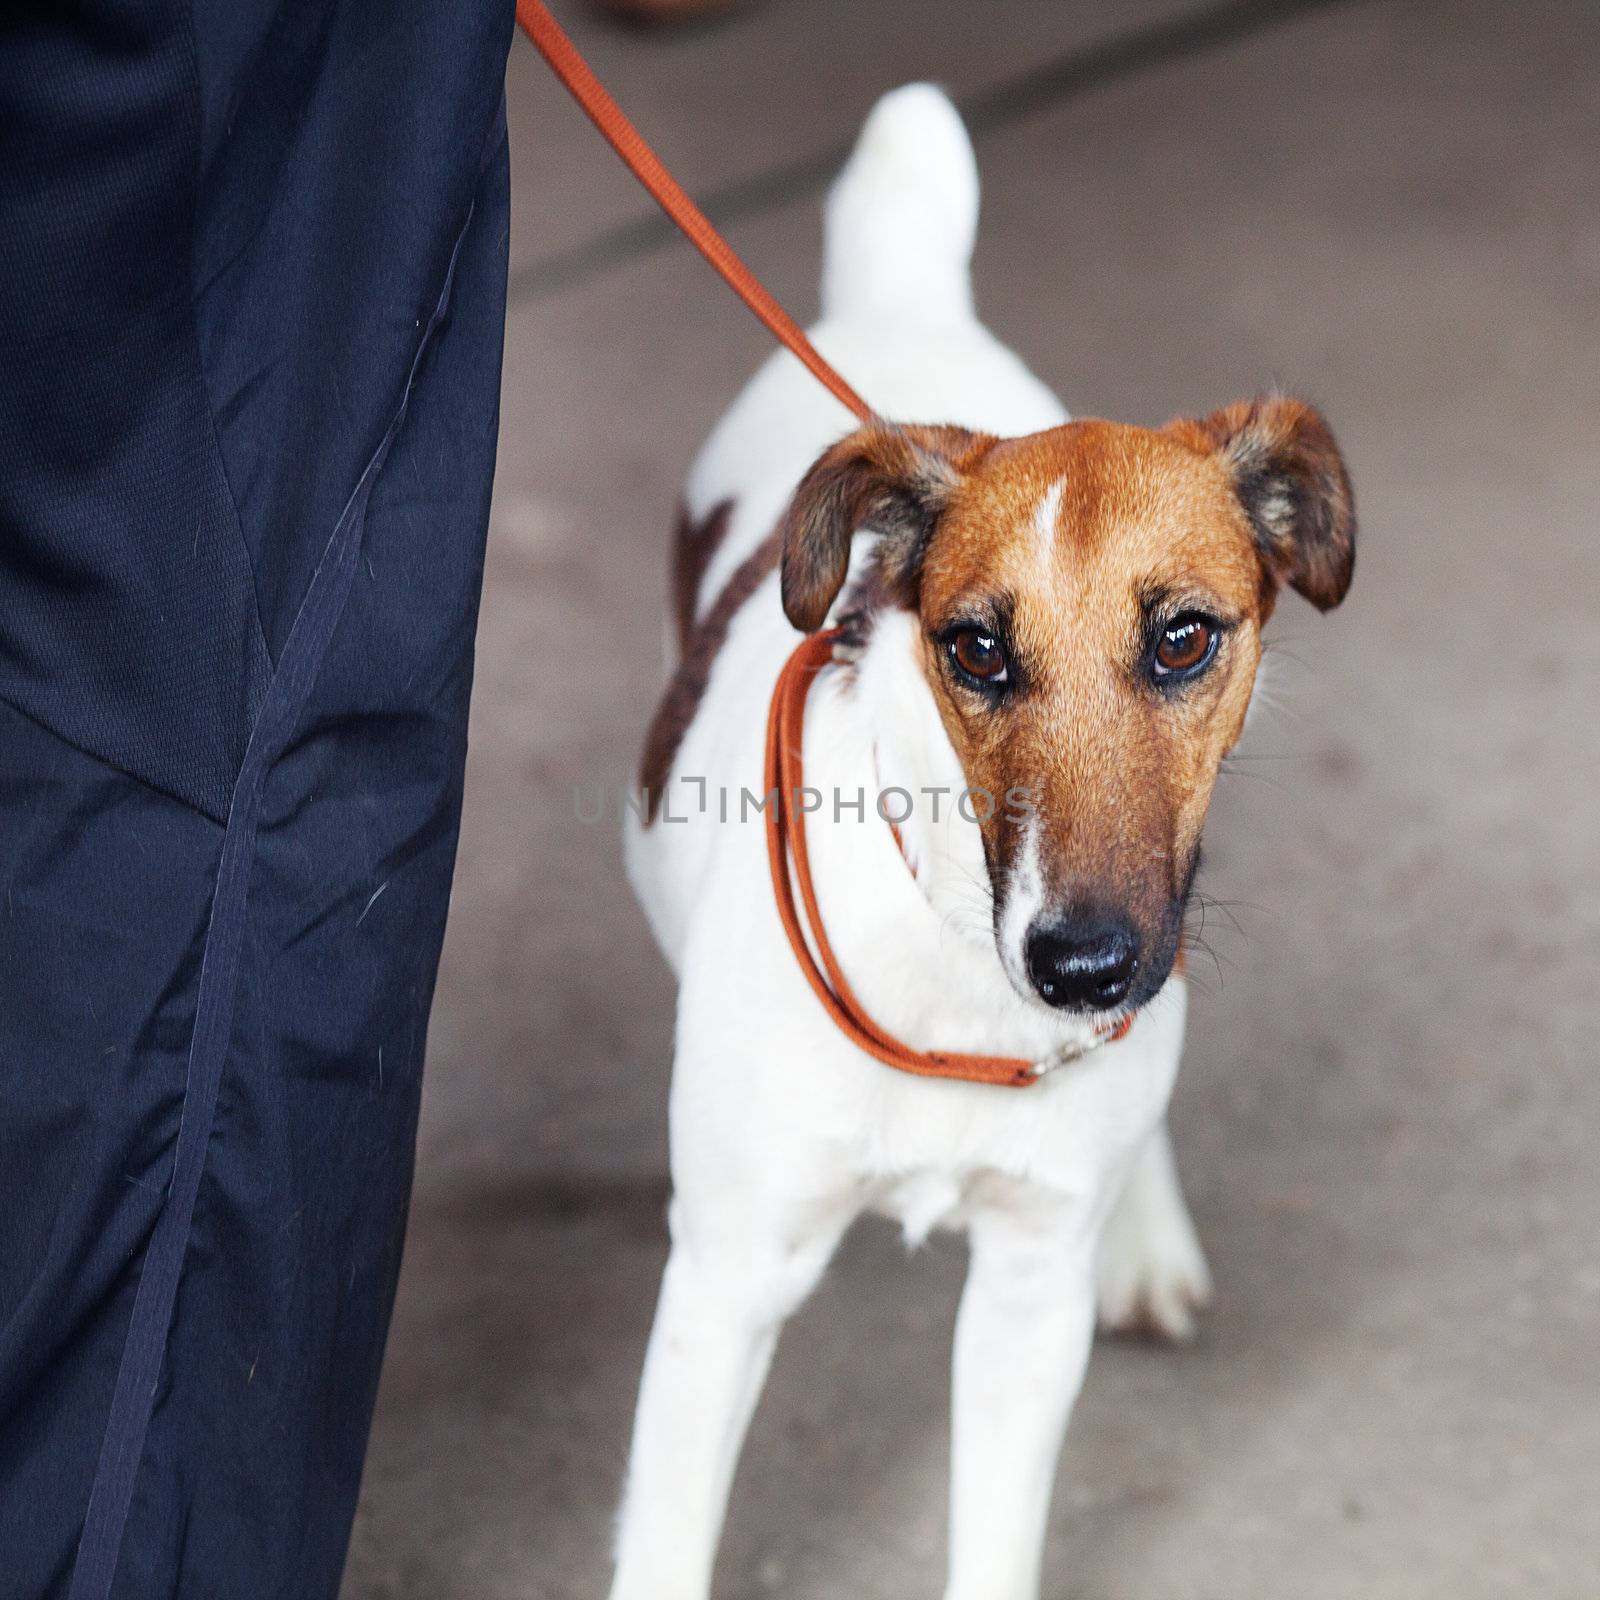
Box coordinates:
[1095,1191,1213,1343]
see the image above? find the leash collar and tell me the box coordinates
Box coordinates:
[764,628,1131,1088]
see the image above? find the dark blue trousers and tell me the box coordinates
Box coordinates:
[0,4,515,1594]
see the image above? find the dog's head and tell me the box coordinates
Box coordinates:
[779,399,1354,1018]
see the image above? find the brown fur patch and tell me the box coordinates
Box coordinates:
[639,527,781,822]
[670,497,736,652]
[777,424,997,632]
[906,421,1268,976]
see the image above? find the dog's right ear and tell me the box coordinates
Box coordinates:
[779,421,994,633]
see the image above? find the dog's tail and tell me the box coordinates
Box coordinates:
[821,84,979,325]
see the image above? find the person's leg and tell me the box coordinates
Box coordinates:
[0,4,513,1594]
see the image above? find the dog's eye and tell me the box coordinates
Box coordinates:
[1153,615,1218,680]
[948,628,1009,687]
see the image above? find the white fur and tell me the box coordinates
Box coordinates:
[615,87,1208,1600]
[1032,477,1067,571]
[996,809,1046,999]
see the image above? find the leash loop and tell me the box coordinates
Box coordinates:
[764,631,1130,1089]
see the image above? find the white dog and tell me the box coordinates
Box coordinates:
[618,84,1355,1600]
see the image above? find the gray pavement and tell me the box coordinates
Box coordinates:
[342,1,1600,1594]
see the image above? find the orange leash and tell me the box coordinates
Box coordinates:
[514,0,874,424]
[520,6,1132,1085]
[764,632,1131,1089]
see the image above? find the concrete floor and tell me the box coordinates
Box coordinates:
[343,1,1600,1595]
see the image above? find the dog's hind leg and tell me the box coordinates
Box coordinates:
[944,1199,1103,1600]
[1095,1118,1213,1342]
[609,1191,853,1600]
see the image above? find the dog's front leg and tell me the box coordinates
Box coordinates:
[610,1199,850,1600]
[945,1203,1102,1600]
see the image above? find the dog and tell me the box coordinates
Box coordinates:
[617,84,1354,1600]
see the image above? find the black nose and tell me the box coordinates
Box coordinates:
[1025,918,1140,1011]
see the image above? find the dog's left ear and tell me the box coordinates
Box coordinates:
[1181,396,1356,612]
[779,421,995,632]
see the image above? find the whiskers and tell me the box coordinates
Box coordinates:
[936,856,997,952]
[1226,636,1314,793]
[1180,885,1272,998]
[1218,749,1300,795]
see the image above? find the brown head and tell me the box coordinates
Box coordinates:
[778,397,1355,1016]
